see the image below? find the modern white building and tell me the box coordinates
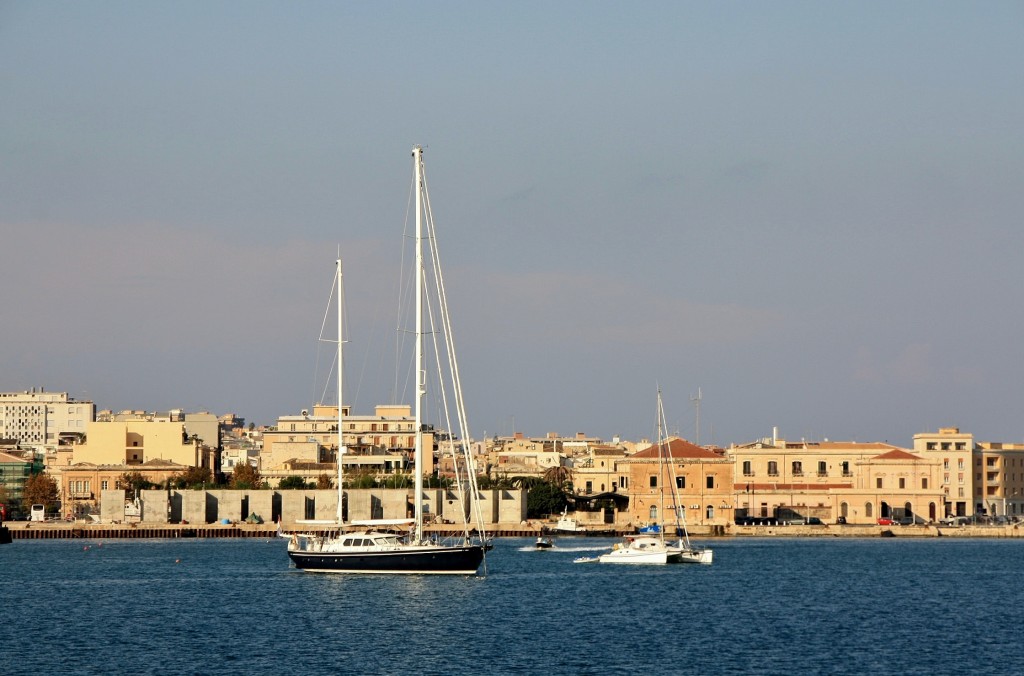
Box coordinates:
[0,388,95,450]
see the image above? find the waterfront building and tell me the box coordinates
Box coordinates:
[623,437,733,528]
[728,435,945,525]
[974,441,1024,518]
[849,449,944,523]
[53,418,211,514]
[0,389,95,451]
[912,427,974,518]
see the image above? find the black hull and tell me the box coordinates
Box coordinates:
[0,526,11,545]
[288,545,484,575]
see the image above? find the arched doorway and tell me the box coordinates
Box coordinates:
[904,502,913,521]
[866,502,873,518]
[840,502,849,518]
[929,502,936,521]
[880,501,890,518]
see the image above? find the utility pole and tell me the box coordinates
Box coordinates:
[691,387,702,446]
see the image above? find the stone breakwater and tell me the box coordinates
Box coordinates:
[6,521,1024,540]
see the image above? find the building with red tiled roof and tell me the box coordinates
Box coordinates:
[621,437,733,529]
[729,435,945,525]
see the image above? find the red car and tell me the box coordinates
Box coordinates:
[877,518,895,526]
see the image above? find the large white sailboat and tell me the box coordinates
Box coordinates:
[286,147,486,575]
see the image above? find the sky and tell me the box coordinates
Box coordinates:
[2,2,1023,447]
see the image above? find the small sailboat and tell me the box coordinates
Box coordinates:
[286,147,486,575]
[577,389,712,565]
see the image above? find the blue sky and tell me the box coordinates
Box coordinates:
[2,2,1023,446]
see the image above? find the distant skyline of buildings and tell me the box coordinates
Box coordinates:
[3,387,1024,526]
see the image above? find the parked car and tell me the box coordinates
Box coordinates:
[877,518,895,526]
[897,517,915,526]
[806,517,823,525]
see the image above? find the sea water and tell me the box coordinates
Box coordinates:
[3,536,1023,675]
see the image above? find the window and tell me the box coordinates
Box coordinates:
[899,478,905,489]
[792,461,803,476]
[958,459,965,470]
[649,506,658,521]
[944,459,949,470]
[841,461,851,476]
[866,503,873,517]
[585,481,593,493]
[926,442,937,450]
[876,478,883,489]
[922,478,928,489]
[650,476,658,489]
[818,461,827,476]
[706,476,714,489]
[101,480,108,491]
[706,505,715,520]
[742,460,752,476]
[676,476,685,489]
[768,461,778,476]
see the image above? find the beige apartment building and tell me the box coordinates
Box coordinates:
[53,418,208,512]
[974,441,1024,518]
[912,427,974,517]
[260,404,433,487]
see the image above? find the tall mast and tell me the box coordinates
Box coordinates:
[413,145,425,544]
[336,258,345,525]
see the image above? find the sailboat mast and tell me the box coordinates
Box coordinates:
[336,259,345,525]
[413,145,425,544]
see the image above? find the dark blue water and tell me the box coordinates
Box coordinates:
[3,536,1023,675]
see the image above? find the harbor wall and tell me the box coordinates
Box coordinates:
[96,488,526,527]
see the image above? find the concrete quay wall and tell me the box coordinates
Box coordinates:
[95,488,527,527]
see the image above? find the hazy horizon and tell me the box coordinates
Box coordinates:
[3,3,1022,447]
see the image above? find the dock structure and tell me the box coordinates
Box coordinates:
[5,521,557,540]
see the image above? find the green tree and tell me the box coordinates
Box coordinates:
[316,474,334,489]
[526,481,567,519]
[22,472,59,511]
[171,466,211,489]
[230,463,262,489]
[344,470,378,489]
[278,476,308,490]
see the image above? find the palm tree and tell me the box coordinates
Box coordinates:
[543,465,574,492]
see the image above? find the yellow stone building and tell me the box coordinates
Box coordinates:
[54,419,205,513]
[729,437,945,524]
[622,437,733,528]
